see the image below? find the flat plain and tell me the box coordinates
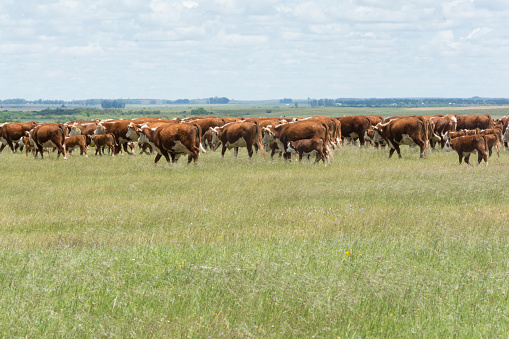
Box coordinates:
[1,107,509,337]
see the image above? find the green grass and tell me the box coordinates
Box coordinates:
[1,145,509,337]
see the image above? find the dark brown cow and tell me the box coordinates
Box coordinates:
[210,122,265,159]
[337,116,371,146]
[29,123,67,159]
[456,114,493,130]
[372,117,429,158]
[0,121,38,152]
[137,123,205,164]
[89,134,116,156]
[287,138,327,164]
[444,135,488,165]
[262,121,329,161]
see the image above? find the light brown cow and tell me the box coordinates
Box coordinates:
[444,135,488,165]
[29,123,67,159]
[372,116,429,158]
[210,121,265,159]
[64,135,90,157]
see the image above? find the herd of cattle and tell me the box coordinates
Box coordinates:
[0,113,507,165]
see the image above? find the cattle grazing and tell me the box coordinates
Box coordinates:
[137,123,205,164]
[64,135,91,157]
[29,123,68,159]
[89,134,116,156]
[68,122,98,137]
[210,121,265,159]
[0,121,38,152]
[444,135,488,165]
[94,120,142,155]
[287,138,327,164]
[262,121,330,161]
[372,116,429,158]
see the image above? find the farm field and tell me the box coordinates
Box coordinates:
[1,140,509,337]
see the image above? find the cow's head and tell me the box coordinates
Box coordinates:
[261,126,276,145]
[442,131,450,141]
[209,127,222,151]
[94,123,106,135]
[126,122,139,141]
[287,141,297,154]
[444,140,453,152]
[503,128,509,142]
[69,125,81,137]
[88,135,96,147]
[372,123,386,142]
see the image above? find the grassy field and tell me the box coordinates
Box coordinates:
[1,141,509,338]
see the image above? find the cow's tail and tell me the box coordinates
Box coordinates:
[194,124,206,153]
[254,122,265,158]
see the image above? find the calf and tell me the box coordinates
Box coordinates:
[89,134,116,156]
[444,135,488,165]
[287,138,327,164]
[64,135,90,157]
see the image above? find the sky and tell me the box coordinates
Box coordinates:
[1,0,508,101]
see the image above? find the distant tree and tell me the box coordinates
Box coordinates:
[280,98,292,104]
[101,99,125,109]
[207,97,230,104]
[191,107,208,115]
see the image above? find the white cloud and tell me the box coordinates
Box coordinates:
[1,0,509,99]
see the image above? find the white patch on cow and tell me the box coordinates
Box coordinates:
[41,140,57,148]
[226,137,247,149]
[126,128,138,141]
[69,126,81,137]
[444,141,452,152]
[171,140,190,154]
[399,134,414,145]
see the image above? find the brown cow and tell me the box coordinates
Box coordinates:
[337,116,371,146]
[444,135,488,165]
[430,115,457,148]
[89,134,116,156]
[94,120,144,154]
[0,121,38,152]
[210,121,264,159]
[18,136,34,156]
[29,123,67,159]
[456,114,493,130]
[64,135,91,157]
[68,122,98,137]
[372,116,429,158]
[262,121,330,161]
[137,123,205,164]
[287,138,327,164]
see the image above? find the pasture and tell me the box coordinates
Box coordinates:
[1,138,509,338]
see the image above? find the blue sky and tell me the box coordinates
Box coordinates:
[1,0,508,100]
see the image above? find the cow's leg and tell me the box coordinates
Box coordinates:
[464,154,471,165]
[7,140,16,153]
[221,145,227,157]
[37,145,44,159]
[154,153,162,164]
[0,143,6,153]
[479,151,488,165]
[247,144,254,158]
[123,143,133,155]
[388,148,396,158]
[234,147,239,158]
